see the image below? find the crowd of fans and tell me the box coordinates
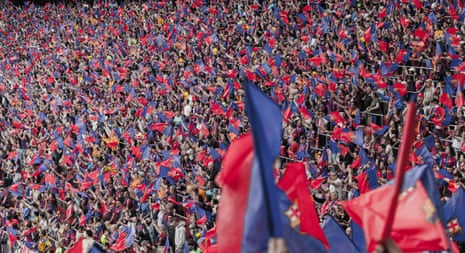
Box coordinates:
[0,0,464,252]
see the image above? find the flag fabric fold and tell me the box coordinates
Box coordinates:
[322,216,360,253]
[341,180,449,253]
[442,187,465,242]
[216,80,328,253]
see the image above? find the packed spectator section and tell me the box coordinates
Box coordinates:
[0,0,464,252]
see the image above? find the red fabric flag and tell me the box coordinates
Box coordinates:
[239,55,249,65]
[364,26,372,43]
[393,82,408,96]
[378,7,387,18]
[279,11,289,24]
[299,106,312,121]
[378,41,388,52]
[148,122,167,132]
[339,131,355,144]
[44,173,56,185]
[278,162,329,248]
[341,180,449,253]
[196,215,207,225]
[440,92,453,109]
[310,177,326,190]
[338,143,349,157]
[447,27,459,35]
[449,5,458,20]
[7,151,18,160]
[329,111,345,125]
[395,50,408,63]
[399,16,410,28]
[214,138,253,253]
[369,122,383,132]
[447,179,459,193]
[315,84,326,97]
[412,0,423,9]
[355,171,369,193]
[454,61,465,72]
[414,28,427,41]
[210,102,224,115]
[283,106,292,123]
[245,69,257,81]
[309,56,326,66]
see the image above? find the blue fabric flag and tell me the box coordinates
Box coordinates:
[244,79,284,240]
[235,80,328,252]
[323,216,360,253]
[442,187,465,242]
[350,220,367,253]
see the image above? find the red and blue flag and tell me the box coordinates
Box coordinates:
[322,216,360,253]
[216,80,328,252]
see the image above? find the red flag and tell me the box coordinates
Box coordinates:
[364,26,372,43]
[277,162,329,248]
[449,5,458,20]
[245,69,257,81]
[338,143,349,157]
[283,106,292,123]
[412,0,422,9]
[44,173,56,185]
[440,92,453,109]
[399,16,410,28]
[414,28,427,41]
[310,177,326,190]
[355,171,369,193]
[315,84,326,97]
[378,7,387,18]
[7,151,18,160]
[215,135,254,253]
[196,214,207,225]
[369,122,383,132]
[341,181,449,253]
[329,111,345,125]
[309,56,326,66]
[378,41,388,52]
[210,102,224,115]
[239,55,249,65]
[393,82,408,96]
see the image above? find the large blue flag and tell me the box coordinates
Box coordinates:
[350,220,367,253]
[243,79,284,242]
[442,187,465,242]
[322,216,360,253]
[216,80,328,253]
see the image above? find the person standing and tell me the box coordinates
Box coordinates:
[174,218,186,253]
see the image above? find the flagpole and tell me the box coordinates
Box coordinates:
[379,89,418,245]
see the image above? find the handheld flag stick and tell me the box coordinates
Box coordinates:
[379,89,418,246]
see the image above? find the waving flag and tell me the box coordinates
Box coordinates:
[278,162,329,249]
[68,238,105,253]
[350,220,367,253]
[215,80,328,253]
[442,187,465,242]
[110,225,135,252]
[341,180,449,252]
[322,216,360,253]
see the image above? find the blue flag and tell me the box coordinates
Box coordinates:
[216,79,328,253]
[442,187,465,242]
[322,216,360,253]
[244,80,284,241]
[350,220,367,253]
